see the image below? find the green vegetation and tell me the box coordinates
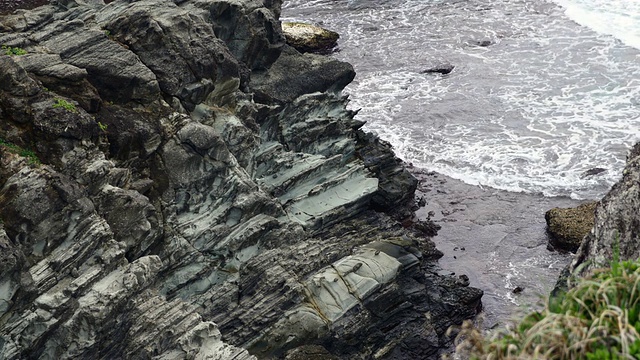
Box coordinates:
[53,99,77,113]
[97,121,108,132]
[2,45,27,56]
[453,254,640,359]
[0,138,40,165]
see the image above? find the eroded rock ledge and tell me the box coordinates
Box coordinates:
[0,0,481,358]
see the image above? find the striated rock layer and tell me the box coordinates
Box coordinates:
[0,0,482,358]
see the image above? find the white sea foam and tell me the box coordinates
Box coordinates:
[284,0,640,199]
[554,0,640,50]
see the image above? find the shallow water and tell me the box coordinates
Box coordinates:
[415,171,579,328]
[282,0,640,200]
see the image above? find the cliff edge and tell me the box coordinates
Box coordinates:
[569,143,640,278]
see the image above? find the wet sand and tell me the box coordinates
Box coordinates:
[413,169,588,328]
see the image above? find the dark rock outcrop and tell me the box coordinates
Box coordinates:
[0,0,482,358]
[421,63,455,75]
[545,201,597,252]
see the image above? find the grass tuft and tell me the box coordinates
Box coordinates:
[452,258,640,359]
[2,45,27,56]
[52,98,77,113]
[0,138,40,165]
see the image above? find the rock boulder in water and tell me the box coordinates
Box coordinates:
[0,0,482,358]
[545,201,597,253]
[421,62,455,75]
[282,21,339,54]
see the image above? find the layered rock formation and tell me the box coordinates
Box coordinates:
[0,0,482,358]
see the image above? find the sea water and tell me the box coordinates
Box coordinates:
[282,0,640,334]
[283,0,640,200]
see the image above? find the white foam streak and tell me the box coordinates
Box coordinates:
[284,0,640,199]
[555,0,640,50]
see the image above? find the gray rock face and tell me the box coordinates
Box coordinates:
[0,0,481,358]
[569,143,640,277]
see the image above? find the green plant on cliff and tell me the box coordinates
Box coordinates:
[53,98,77,113]
[97,121,108,132]
[0,138,40,165]
[453,255,640,359]
[2,45,27,56]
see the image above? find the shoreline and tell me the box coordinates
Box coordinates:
[411,168,588,327]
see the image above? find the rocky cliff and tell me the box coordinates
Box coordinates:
[0,0,482,358]
[569,142,640,278]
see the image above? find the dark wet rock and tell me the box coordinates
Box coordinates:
[580,167,607,178]
[356,131,418,212]
[204,0,285,71]
[285,345,339,360]
[282,21,339,54]
[0,0,48,14]
[15,53,102,112]
[470,39,493,47]
[251,45,355,104]
[421,62,455,75]
[0,0,482,359]
[545,201,597,253]
[569,143,640,277]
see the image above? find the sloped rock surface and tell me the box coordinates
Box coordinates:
[569,143,640,277]
[0,0,481,358]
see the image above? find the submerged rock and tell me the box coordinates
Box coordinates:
[545,201,597,252]
[0,0,482,358]
[580,167,607,178]
[421,62,455,75]
[282,21,339,54]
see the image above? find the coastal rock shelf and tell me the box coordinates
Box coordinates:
[0,0,481,359]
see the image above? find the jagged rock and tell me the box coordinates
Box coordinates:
[282,21,339,54]
[0,0,482,358]
[251,45,355,103]
[98,0,241,111]
[545,201,597,252]
[356,131,418,211]
[570,143,640,277]
[203,0,285,70]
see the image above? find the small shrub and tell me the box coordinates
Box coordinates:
[2,45,27,56]
[97,121,108,132]
[53,99,77,113]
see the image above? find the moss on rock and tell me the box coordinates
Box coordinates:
[282,22,339,54]
[545,201,597,252]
